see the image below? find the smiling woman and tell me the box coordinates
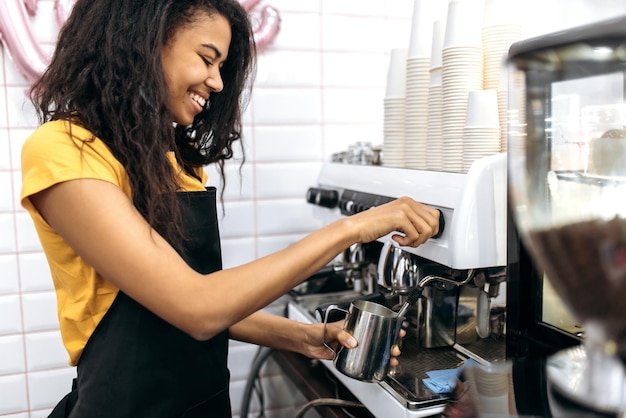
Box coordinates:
[19,0,440,417]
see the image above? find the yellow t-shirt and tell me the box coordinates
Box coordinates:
[20,120,207,365]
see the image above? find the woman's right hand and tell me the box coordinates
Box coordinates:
[346,196,440,248]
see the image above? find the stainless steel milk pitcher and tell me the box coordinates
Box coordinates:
[322,287,422,382]
[323,300,400,382]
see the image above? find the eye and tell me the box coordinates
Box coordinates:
[200,56,213,66]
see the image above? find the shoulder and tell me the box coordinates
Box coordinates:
[23,120,112,159]
[21,120,130,204]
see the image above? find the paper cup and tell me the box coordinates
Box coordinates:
[385,49,408,99]
[465,90,500,127]
[443,0,482,48]
[430,19,445,69]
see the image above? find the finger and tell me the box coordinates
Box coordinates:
[395,207,439,247]
[390,357,400,367]
[391,344,401,357]
[337,330,358,349]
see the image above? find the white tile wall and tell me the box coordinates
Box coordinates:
[4,0,621,416]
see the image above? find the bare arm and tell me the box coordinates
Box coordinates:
[30,178,439,341]
[230,311,404,364]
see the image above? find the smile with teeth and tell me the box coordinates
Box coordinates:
[190,92,207,108]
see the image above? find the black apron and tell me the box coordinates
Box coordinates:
[49,187,231,418]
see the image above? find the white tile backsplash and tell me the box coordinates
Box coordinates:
[257,51,321,87]
[221,237,257,269]
[255,162,321,198]
[0,129,11,170]
[9,128,33,172]
[322,15,390,52]
[0,294,22,335]
[385,0,421,19]
[27,367,76,411]
[256,234,309,259]
[252,88,322,125]
[322,52,388,88]
[12,170,23,213]
[21,292,59,333]
[5,87,38,129]
[0,374,29,414]
[321,0,385,16]
[205,161,255,201]
[268,12,321,50]
[261,0,320,14]
[0,45,5,85]
[0,254,19,294]
[254,125,323,162]
[24,331,68,371]
[257,199,323,235]
[228,342,258,381]
[323,88,385,124]
[0,87,7,128]
[0,334,25,374]
[323,123,383,155]
[0,225,15,262]
[218,201,256,239]
[0,171,14,212]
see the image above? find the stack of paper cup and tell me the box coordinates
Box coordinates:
[427,19,445,171]
[482,24,522,91]
[497,70,509,152]
[463,90,501,172]
[441,0,484,173]
[383,49,408,168]
[404,0,440,170]
[482,0,523,153]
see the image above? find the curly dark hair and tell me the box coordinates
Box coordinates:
[30,0,256,246]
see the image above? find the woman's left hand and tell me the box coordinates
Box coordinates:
[302,321,406,367]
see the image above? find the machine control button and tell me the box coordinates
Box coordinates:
[306,187,339,208]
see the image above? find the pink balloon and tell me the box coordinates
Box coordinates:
[239,0,261,12]
[0,0,49,84]
[23,0,39,16]
[253,5,281,51]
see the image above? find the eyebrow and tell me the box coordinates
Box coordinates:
[201,43,222,58]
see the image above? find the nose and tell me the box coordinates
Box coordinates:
[205,66,224,93]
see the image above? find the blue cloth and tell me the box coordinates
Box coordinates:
[422,358,479,394]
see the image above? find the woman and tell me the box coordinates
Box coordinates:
[20,0,440,416]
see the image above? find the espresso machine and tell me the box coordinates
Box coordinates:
[288,151,508,417]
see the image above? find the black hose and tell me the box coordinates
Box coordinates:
[239,346,274,418]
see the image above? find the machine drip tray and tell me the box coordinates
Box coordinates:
[385,334,463,408]
[385,328,506,409]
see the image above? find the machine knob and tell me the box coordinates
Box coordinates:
[306,187,339,208]
[355,203,367,213]
[431,209,445,239]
